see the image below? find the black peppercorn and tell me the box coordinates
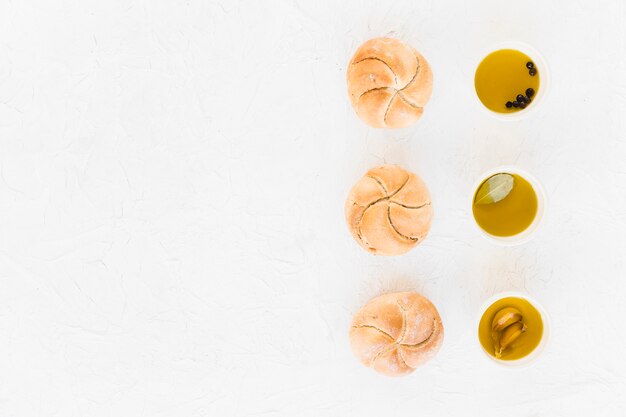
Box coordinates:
[526,61,534,69]
[529,68,537,76]
[526,88,535,97]
[519,101,527,109]
[506,101,513,108]
[517,94,525,102]
[512,101,520,108]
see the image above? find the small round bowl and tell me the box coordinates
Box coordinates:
[470,165,546,247]
[473,41,550,121]
[475,291,551,369]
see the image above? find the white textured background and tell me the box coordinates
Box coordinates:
[1,1,626,416]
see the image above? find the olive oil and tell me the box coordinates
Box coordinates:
[475,49,540,113]
[478,297,544,361]
[473,174,538,237]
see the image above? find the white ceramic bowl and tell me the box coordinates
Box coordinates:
[476,291,551,369]
[473,41,550,121]
[470,165,546,246]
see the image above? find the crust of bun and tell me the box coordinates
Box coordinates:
[347,38,433,128]
[345,165,432,256]
[350,292,444,377]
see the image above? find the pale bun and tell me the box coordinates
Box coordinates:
[347,37,433,128]
[350,292,444,377]
[345,164,432,256]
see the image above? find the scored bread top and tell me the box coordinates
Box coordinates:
[347,37,433,128]
[350,292,444,376]
[345,164,433,256]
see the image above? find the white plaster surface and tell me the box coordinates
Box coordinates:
[1,1,626,416]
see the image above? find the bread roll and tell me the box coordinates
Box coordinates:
[350,292,444,377]
[347,37,433,128]
[345,164,432,256]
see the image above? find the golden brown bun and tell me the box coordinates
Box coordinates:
[347,38,433,128]
[350,292,444,377]
[345,164,432,256]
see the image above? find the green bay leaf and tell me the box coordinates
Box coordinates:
[474,173,515,205]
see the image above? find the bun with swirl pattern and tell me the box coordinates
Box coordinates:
[345,164,432,256]
[350,292,444,376]
[347,37,433,128]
